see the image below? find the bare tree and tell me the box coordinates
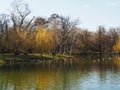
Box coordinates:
[0,14,10,53]
[95,26,106,55]
[48,14,78,54]
[10,0,35,54]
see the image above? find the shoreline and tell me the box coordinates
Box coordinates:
[0,54,72,64]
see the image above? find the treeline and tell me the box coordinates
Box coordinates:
[0,0,120,55]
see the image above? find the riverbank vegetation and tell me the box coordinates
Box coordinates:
[0,53,72,63]
[0,0,120,63]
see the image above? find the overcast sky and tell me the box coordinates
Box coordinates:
[0,0,120,31]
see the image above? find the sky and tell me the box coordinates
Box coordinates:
[0,0,120,31]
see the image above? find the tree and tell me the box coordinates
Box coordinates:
[9,0,35,54]
[113,38,120,54]
[35,26,54,56]
[0,14,10,53]
[48,14,78,54]
[108,28,120,52]
[74,29,94,54]
[95,26,106,54]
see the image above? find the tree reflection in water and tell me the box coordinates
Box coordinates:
[0,56,120,90]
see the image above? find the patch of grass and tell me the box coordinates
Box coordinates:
[55,53,73,60]
[0,53,72,64]
[29,53,53,59]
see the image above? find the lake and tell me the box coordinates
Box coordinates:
[0,56,120,90]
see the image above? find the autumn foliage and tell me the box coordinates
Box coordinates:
[35,26,55,53]
[113,38,120,53]
[0,0,120,55]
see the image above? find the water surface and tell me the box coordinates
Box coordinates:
[0,56,120,90]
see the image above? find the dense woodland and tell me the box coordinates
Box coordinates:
[0,0,120,56]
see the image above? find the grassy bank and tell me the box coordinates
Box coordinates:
[0,59,4,64]
[0,53,72,64]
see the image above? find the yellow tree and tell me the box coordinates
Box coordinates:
[35,26,55,56]
[7,27,28,54]
[113,38,120,53]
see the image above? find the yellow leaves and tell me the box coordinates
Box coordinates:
[1,26,31,52]
[113,38,120,52]
[1,25,55,53]
[35,26,55,52]
[113,56,120,68]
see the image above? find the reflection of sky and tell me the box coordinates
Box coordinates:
[77,71,120,90]
[1,57,120,90]
[0,0,120,31]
